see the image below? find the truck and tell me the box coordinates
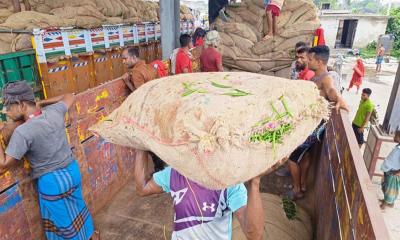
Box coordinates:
[0,9,392,240]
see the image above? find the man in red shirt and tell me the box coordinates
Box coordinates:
[295,46,315,81]
[200,30,223,72]
[175,34,193,74]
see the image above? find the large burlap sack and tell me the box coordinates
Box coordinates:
[230,34,254,56]
[221,45,237,60]
[223,22,258,43]
[232,193,312,240]
[252,37,285,55]
[275,35,313,51]
[276,10,292,29]
[226,8,244,23]
[249,0,265,8]
[0,40,11,54]
[280,20,320,38]
[12,34,32,51]
[282,0,311,12]
[260,61,276,71]
[105,17,123,24]
[75,16,104,28]
[218,0,319,74]
[50,5,106,20]
[295,8,318,23]
[275,67,292,78]
[220,32,234,47]
[90,72,329,189]
[0,11,76,30]
[0,9,12,23]
[235,60,262,72]
[286,6,311,26]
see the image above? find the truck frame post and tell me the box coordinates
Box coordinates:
[382,63,400,134]
[160,0,180,60]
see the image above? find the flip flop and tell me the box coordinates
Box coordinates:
[287,190,304,201]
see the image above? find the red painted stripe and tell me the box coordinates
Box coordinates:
[43,42,64,48]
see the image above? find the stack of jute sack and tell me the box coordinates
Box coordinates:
[0,0,194,54]
[217,0,319,77]
[91,72,330,190]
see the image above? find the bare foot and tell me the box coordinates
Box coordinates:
[91,230,100,240]
[380,200,394,210]
[263,34,273,41]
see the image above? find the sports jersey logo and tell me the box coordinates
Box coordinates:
[171,188,188,205]
[202,202,216,212]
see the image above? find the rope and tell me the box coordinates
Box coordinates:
[235,57,293,62]
[185,177,204,225]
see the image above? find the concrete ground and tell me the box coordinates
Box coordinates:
[337,55,399,240]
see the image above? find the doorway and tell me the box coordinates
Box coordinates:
[334,19,358,48]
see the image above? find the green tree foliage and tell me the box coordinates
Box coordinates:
[313,0,338,9]
[351,0,383,13]
[386,7,400,50]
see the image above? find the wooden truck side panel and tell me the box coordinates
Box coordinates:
[315,111,389,239]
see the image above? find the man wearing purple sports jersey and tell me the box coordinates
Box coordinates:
[134,150,264,240]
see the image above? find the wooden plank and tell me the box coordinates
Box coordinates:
[72,56,92,93]
[0,184,32,240]
[93,52,111,85]
[111,49,125,79]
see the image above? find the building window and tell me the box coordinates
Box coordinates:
[321,3,331,10]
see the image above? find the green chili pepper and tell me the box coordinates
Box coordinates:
[182,89,196,97]
[223,92,250,97]
[279,95,294,118]
[211,81,232,88]
[233,89,251,95]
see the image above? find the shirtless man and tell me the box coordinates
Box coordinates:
[376,44,385,73]
[308,45,349,113]
[287,45,348,200]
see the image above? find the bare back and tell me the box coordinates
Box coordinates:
[312,72,333,100]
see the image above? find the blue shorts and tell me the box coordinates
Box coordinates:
[376,56,383,65]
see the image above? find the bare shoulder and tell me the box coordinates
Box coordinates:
[321,74,334,86]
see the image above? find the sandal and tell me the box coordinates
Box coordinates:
[287,190,304,201]
[263,35,273,41]
[301,184,307,193]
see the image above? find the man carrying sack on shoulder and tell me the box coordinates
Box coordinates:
[133,150,265,240]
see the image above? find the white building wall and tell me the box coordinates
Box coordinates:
[352,18,388,48]
[320,15,388,49]
[319,18,339,49]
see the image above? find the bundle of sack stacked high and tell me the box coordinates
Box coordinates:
[0,0,194,54]
[91,72,330,190]
[217,0,319,77]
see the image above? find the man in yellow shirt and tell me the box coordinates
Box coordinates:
[352,88,374,148]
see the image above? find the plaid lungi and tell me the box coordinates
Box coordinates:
[38,160,94,240]
[382,172,400,205]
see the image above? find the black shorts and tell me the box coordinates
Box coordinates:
[289,121,326,164]
[289,144,310,164]
[352,124,364,145]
